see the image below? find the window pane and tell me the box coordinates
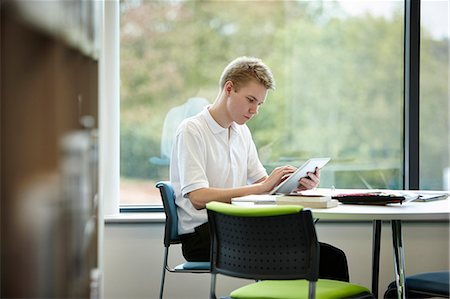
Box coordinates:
[420,0,449,190]
[120,0,404,206]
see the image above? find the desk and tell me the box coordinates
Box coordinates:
[232,193,450,299]
[311,199,449,299]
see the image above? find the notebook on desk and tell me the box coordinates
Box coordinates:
[276,194,339,208]
[232,192,339,209]
[332,192,406,205]
[231,194,277,205]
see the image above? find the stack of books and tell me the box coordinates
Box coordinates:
[276,193,339,209]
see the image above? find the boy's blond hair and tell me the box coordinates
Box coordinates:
[219,56,275,91]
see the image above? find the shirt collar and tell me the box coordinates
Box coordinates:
[202,106,239,134]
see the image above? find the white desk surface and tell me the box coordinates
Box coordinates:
[232,189,450,221]
[310,199,450,221]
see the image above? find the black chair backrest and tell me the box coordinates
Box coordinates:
[156,181,180,247]
[207,208,320,282]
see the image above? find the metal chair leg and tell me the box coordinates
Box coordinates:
[392,220,406,299]
[372,220,382,297]
[159,247,169,299]
[210,273,217,299]
[308,281,316,299]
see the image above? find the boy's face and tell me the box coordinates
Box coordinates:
[226,80,268,125]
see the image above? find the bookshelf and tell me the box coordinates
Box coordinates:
[1,2,101,298]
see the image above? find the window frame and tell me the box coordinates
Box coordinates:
[403,0,420,189]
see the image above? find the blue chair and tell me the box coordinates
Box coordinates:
[156,181,210,299]
[384,271,449,298]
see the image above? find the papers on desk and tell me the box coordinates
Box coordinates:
[413,192,449,202]
[331,191,449,205]
[232,191,339,209]
[389,191,449,203]
[232,194,277,205]
[232,190,449,208]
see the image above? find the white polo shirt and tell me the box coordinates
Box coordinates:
[170,106,267,234]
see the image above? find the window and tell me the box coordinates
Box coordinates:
[419,0,449,190]
[119,0,447,208]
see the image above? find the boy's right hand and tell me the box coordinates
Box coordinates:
[263,165,296,193]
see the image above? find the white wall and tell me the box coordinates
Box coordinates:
[104,220,449,299]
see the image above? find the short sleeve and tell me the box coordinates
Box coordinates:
[173,122,209,197]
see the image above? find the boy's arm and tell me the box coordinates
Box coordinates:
[188,165,297,209]
[187,184,265,209]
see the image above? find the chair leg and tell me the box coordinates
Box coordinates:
[210,273,217,299]
[159,247,169,299]
[308,281,316,299]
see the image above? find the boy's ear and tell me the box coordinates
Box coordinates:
[225,81,233,95]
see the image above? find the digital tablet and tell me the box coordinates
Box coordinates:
[269,157,331,195]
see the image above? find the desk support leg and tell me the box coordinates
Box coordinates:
[372,220,382,298]
[392,220,406,299]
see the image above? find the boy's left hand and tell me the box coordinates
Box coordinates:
[295,167,320,191]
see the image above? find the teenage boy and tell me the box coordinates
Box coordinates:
[170,56,349,281]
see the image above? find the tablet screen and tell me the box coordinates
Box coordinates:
[269,157,331,195]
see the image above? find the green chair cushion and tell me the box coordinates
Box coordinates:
[230,279,371,299]
[206,201,302,217]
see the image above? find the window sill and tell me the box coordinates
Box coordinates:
[104,212,165,224]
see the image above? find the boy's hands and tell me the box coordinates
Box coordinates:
[258,166,321,194]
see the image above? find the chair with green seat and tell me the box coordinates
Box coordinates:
[156,181,210,299]
[206,201,374,299]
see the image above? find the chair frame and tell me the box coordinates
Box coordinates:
[156,181,209,299]
[207,203,374,299]
[207,207,319,299]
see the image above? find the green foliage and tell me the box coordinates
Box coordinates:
[420,37,449,189]
[120,122,160,179]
